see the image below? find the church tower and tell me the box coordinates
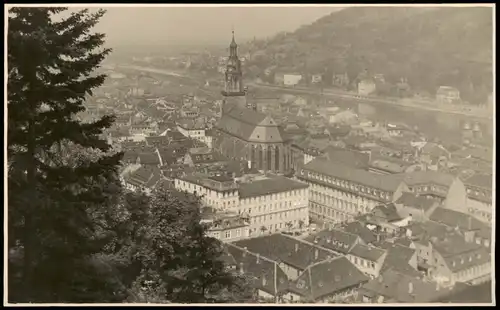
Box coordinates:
[222,31,244,96]
[220,31,256,112]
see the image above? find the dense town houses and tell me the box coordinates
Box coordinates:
[462,173,493,225]
[92,26,493,305]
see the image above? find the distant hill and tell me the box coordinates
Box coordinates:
[244,7,493,104]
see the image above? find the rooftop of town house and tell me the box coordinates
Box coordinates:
[233,233,338,271]
[300,157,405,193]
[287,256,369,301]
[237,175,308,199]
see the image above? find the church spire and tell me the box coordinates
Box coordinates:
[229,29,238,56]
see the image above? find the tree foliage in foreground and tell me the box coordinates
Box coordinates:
[105,189,255,303]
[8,7,254,303]
[8,7,124,302]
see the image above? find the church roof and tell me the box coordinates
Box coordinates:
[216,105,286,143]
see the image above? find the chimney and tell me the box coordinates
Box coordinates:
[295,243,299,252]
[314,249,319,260]
[408,282,414,294]
[242,247,248,257]
[239,262,244,274]
[256,253,260,264]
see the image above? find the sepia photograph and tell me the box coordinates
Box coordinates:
[5,3,495,306]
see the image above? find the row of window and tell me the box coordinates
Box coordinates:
[302,171,391,200]
[408,184,446,194]
[241,200,303,215]
[466,188,491,198]
[456,263,489,279]
[309,205,352,223]
[209,228,245,240]
[311,187,375,204]
[468,208,492,222]
[241,189,308,204]
[310,190,374,214]
[310,202,365,219]
[349,255,376,270]
[250,219,304,233]
[250,208,307,224]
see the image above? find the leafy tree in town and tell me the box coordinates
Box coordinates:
[7,7,124,302]
[106,189,255,303]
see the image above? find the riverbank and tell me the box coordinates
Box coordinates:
[249,83,492,120]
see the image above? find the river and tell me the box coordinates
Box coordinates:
[114,64,494,146]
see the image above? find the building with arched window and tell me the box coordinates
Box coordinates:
[213,32,293,174]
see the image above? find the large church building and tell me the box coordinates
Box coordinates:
[213,32,293,174]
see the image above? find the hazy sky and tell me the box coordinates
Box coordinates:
[88,6,344,47]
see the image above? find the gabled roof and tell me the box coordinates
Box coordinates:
[341,221,377,244]
[349,244,387,262]
[305,229,360,255]
[429,232,491,273]
[371,203,403,223]
[360,269,450,303]
[288,257,369,301]
[378,242,420,278]
[138,152,161,166]
[125,166,162,189]
[226,243,289,296]
[321,146,370,170]
[232,234,336,271]
[216,105,286,143]
[429,207,489,232]
[420,142,450,158]
[395,192,438,211]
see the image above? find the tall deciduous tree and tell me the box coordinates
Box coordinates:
[106,189,255,303]
[8,7,123,302]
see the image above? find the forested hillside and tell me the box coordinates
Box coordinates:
[245,7,492,104]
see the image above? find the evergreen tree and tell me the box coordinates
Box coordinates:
[7,7,123,302]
